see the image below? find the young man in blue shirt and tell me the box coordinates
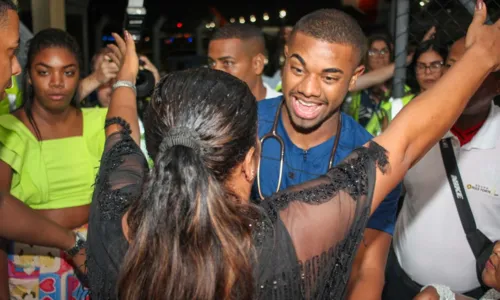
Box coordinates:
[254,9,401,300]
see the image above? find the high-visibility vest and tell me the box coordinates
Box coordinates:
[344,90,363,122]
[365,93,415,136]
[275,81,282,92]
[344,85,412,122]
[0,76,22,115]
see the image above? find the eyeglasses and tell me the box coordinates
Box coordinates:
[368,48,390,57]
[416,61,444,74]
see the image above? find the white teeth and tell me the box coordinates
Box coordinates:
[297,99,317,107]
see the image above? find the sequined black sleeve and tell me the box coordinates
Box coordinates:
[254,142,387,299]
[86,114,387,299]
[86,117,148,300]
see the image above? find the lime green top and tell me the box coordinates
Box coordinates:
[0,108,107,210]
[0,76,22,116]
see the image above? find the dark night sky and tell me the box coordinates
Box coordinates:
[89,0,345,32]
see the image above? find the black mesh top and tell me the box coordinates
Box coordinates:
[86,117,388,300]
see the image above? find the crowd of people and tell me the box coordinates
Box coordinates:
[0,0,499,299]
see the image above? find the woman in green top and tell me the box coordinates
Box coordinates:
[0,29,106,299]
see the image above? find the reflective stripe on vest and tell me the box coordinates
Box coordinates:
[365,93,415,136]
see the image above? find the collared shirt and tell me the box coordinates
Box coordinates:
[263,70,281,91]
[394,103,500,293]
[264,82,282,100]
[253,96,402,235]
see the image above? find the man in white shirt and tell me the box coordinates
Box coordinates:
[383,37,500,299]
[208,23,282,101]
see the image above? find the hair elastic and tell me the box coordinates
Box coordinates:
[159,127,203,153]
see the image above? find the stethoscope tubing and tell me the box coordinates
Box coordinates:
[257,100,342,200]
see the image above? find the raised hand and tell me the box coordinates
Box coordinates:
[94,53,119,85]
[422,26,437,42]
[465,0,500,72]
[105,44,122,69]
[105,31,141,144]
[139,55,161,84]
[110,31,139,84]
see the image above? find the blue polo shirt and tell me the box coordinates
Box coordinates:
[253,96,401,235]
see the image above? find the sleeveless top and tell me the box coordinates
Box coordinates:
[86,117,389,299]
[0,108,107,209]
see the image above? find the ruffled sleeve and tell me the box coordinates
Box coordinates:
[82,108,108,160]
[86,116,148,299]
[0,114,34,174]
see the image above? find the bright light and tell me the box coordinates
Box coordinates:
[250,15,256,23]
[230,18,235,23]
[263,13,269,21]
[205,23,210,29]
[419,1,425,6]
[209,22,216,28]
[239,16,245,24]
[176,22,183,28]
[279,10,287,19]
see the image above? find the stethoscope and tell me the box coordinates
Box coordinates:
[256,100,343,200]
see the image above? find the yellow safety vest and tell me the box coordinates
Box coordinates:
[345,85,412,134]
[365,93,415,136]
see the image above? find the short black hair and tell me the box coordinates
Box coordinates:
[211,23,265,54]
[291,9,367,63]
[0,0,17,27]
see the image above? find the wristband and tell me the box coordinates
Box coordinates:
[65,231,86,257]
[112,80,137,95]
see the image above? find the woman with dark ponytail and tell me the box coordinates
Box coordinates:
[119,69,260,299]
[87,4,500,299]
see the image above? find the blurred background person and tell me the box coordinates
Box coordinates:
[208,23,281,101]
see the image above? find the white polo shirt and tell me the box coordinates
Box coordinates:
[394,103,500,293]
